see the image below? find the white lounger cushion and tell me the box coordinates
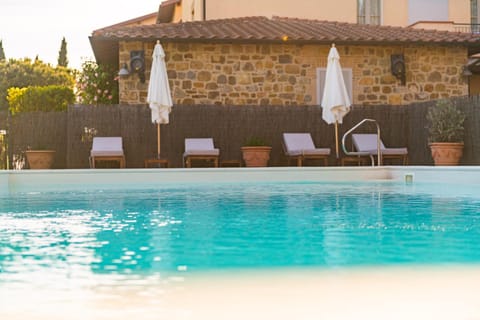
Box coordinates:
[379,148,408,155]
[302,148,331,156]
[184,149,220,156]
[283,133,330,156]
[352,134,408,155]
[90,137,124,157]
[183,138,220,157]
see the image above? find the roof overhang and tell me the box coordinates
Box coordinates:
[89,37,119,66]
[89,16,480,66]
[157,0,181,23]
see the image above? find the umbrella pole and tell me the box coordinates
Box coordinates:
[335,121,339,159]
[157,123,161,159]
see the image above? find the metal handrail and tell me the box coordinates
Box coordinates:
[341,118,382,166]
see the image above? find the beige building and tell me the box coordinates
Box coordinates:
[147,0,480,97]
[163,0,473,32]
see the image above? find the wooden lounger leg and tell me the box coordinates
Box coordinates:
[297,157,302,167]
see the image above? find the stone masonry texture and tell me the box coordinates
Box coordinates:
[118,41,468,106]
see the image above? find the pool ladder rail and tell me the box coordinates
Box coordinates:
[341,118,382,166]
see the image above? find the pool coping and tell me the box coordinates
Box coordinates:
[1,166,480,195]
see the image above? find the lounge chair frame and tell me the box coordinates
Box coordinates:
[183,138,219,168]
[282,133,330,167]
[89,137,126,168]
[352,133,408,165]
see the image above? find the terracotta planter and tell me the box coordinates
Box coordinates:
[241,146,272,167]
[429,142,463,166]
[25,150,56,169]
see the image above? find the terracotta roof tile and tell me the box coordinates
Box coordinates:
[92,16,480,45]
[90,16,480,63]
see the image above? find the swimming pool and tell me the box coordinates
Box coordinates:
[1,180,480,276]
[1,167,480,319]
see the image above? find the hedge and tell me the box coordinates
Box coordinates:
[7,85,75,115]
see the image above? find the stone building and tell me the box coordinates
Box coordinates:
[90,16,480,106]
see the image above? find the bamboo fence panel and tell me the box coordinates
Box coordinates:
[4,96,480,169]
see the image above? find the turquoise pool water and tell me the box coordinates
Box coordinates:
[1,181,480,281]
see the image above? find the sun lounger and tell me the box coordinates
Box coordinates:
[282,133,330,166]
[90,137,126,168]
[183,138,220,168]
[352,133,408,165]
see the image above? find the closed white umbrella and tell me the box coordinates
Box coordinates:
[147,40,173,159]
[321,43,351,159]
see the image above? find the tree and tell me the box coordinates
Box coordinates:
[57,37,68,67]
[0,40,5,61]
[0,58,75,111]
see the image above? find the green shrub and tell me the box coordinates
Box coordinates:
[426,99,465,143]
[7,85,75,115]
[0,58,75,111]
[244,136,269,146]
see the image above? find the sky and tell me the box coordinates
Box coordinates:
[0,0,161,69]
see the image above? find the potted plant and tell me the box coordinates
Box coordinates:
[25,146,56,169]
[241,137,272,167]
[426,99,466,166]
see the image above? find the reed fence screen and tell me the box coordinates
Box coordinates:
[4,96,480,169]
[0,110,9,169]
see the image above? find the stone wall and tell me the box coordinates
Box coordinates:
[118,41,468,106]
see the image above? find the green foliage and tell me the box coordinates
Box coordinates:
[426,99,466,142]
[0,58,75,111]
[244,136,269,146]
[7,85,75,115]
[0,40,5,61]
[57,37,68,67]
[76,60,118,105]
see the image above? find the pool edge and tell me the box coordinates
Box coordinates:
[1,166,480,195]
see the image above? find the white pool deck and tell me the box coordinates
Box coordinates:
[1,266,480,320]
[1,165,480,195]
[2,166,480,319]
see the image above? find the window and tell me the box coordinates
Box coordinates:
[357,0,381,25]
[472,0,480,32]
[408,0,448,25]
[317,68,353,105]
[473,0,478,24]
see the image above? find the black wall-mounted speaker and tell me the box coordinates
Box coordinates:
[130,51,145,83]
[391,54,406,86]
